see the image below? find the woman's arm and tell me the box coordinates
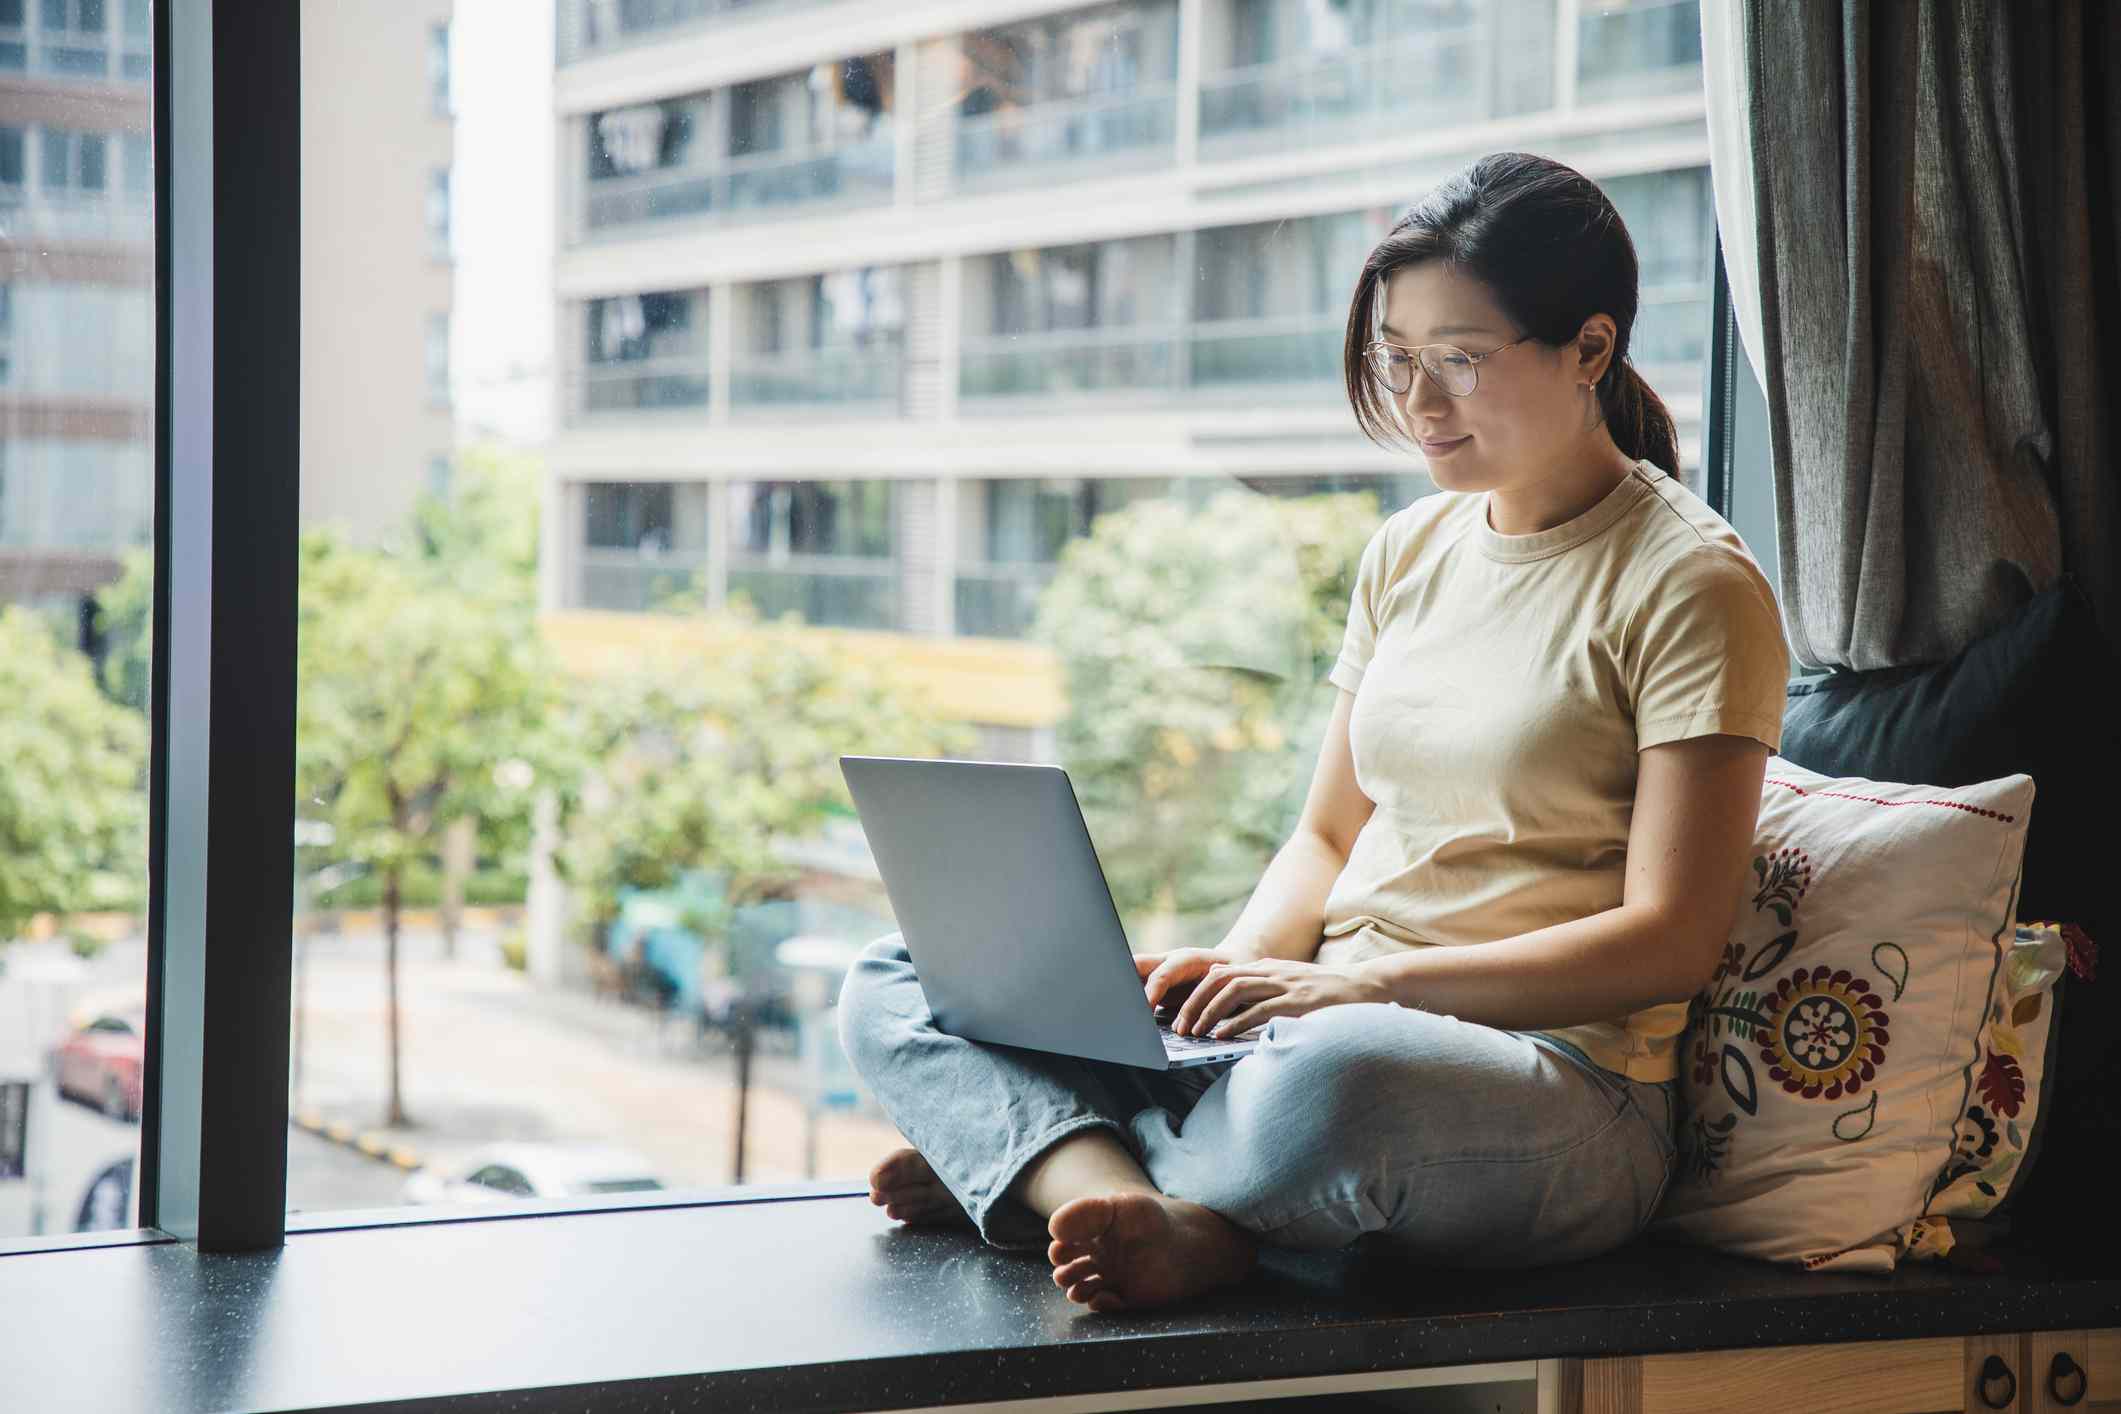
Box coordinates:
[1351,733,1768,1027]
[1217,689,1374,964]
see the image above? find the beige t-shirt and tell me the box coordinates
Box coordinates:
[1319,461,1790,1083]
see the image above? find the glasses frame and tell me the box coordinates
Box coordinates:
[1364,333,1533,398]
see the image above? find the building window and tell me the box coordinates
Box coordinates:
[0,126,23,191]
[120,131,148,198]
[427,455,453,499]
[580,290,709,414]
[0,0,24,72]
[425,312,450,405]
[428,21,451,116]
[0,281,12,387]
[38,0,109,78]
[733,480,895,559]
[585,482,677,552]
[427,166,451,260]
[41,128,107,195]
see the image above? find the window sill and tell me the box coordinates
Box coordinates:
[2,1192,2116,1413]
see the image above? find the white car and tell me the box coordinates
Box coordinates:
[399,1142,666,1207]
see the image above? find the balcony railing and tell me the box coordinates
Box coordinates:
[1186,313,1343,392]
[0,193,153,246]
[953,564,1056,640]
[1199,29,1486,153]
[581,135,893,238]
[729,344,905,416]
[953,86,1177,192]
[557,0,837,65]
[726,559,899,631]
[580,550,707,613]
[960,314,1346,406]
[960,326,1180,403]
[0,29,151,80]
[575,355,712,418]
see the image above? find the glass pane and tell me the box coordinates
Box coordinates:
[0,8,152,1242]
[286,0,1721,1226]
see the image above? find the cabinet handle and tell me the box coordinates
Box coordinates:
[2050,1350,2087,1407]
[1979,1353,2018,1410]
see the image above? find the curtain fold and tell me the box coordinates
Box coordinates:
[1741,0,2118,672]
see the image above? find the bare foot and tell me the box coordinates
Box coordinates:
[868,1147,973,1228]
[1045,1192,1256,1313]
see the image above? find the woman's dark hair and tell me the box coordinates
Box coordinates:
[1341,152,1679,474]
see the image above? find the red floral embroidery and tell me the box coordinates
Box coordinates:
[1976,1050,2025,1119]
[2062,922,2099,983]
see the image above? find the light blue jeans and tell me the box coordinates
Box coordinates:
[837,933,1679,1266]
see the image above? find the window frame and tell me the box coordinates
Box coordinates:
[4,1,1761,1262]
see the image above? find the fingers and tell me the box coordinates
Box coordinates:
[1141,949,1214,1007]
[1174,965,1264,1035]
[1180,973,1293,1036]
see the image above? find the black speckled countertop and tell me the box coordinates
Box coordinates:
[3,1194,2118,1414]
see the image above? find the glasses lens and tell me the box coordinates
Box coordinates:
[1420,345,1478,396]
[1368,346,1411,394]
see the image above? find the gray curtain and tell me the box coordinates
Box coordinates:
[1744,0,2119,671]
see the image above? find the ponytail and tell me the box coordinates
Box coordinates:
[1599,359,1678,475]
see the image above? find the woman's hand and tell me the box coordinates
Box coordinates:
[1135,949,1386,1039]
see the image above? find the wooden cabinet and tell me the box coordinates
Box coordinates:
[1543,1330,2121,1414]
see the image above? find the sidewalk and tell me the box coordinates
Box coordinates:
[285,929,905,1204]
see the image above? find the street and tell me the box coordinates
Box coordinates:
[3,926,911,1239]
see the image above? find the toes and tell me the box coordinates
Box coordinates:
[1048,1194,1116,1249]
[1047,1238,1090,1267]
[1051,1255,1099,1288]
[1065,1273,1112,1307]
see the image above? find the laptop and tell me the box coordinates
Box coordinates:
[839,756,1264,1069]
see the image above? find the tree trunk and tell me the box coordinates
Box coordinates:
[439,815,476,961]
[384,864,407,1128]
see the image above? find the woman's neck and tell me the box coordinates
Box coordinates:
[1482,433,1640,537]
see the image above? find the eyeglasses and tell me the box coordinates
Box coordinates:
[1363,334,1532,398]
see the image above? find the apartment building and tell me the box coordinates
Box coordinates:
[545,0,1714,757]
[0,0,154,625]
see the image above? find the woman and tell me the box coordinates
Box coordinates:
[837,152,1790,1313]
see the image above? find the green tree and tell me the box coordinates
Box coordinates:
[91,548,153,712]
[555,606,974,971]
[1032,488,1380,948]
[0,608,149,941]
[296,525,572,1127]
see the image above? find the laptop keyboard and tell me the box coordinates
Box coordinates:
[1158,1021,1249,1054]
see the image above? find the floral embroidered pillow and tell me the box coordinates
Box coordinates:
[1647,756,2036,1273]
[1923,920,2086,1223]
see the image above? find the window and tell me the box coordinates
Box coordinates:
[260,0,1727,1234]
[427,165,450,259]
[1,0,150,1246]
[425,311,450,404]
[428,20,450,116]
[40,127,108,194]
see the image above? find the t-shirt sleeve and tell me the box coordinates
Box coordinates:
[1624,546,1790,753]
[1327,520,1393,695]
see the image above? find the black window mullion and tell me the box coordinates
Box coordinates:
[141,0,299,1253]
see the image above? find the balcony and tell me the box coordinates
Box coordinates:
[581,135,893,239]
[0,193,153,246]
[1186,313,1343,395]
[1627,284,1712,373]
[580,549,707,612]
[953,86,1177,193]
[960,314,1343,409]
[729,344,905,418]
[726,559,899,631]
[557,0,837,64]
[953,564,1056,640]
[1199,28,1487,156]
[574,356,711,419]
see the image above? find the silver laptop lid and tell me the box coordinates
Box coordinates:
[840,756,1172,1069]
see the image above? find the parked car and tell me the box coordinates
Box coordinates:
[398,1142,666,1207]
[50,1009,146,1123]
